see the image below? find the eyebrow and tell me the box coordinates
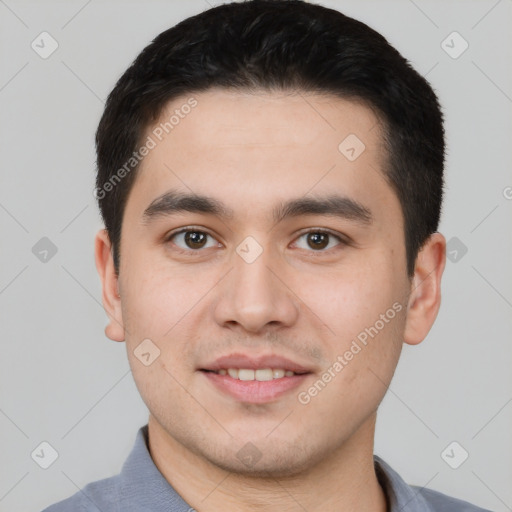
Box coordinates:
[142,190,373,226]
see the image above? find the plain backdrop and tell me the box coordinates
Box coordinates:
[0,1,511,511]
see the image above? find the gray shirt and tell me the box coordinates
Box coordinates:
[41,425,492,512]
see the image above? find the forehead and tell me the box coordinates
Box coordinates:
[149,89,383,156]
[128,89,398,230]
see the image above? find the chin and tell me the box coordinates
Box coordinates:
[211,453,315,479]
[201,437,327,479]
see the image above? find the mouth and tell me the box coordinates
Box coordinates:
[198,353,314,403]
[201,368,308,381]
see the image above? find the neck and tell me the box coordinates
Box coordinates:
[147,413,388,512]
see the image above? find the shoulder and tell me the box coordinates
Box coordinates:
[40,474,120,512]
[374,454,493,512]
[414,485,494,512]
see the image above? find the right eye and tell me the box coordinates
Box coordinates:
[165,228,222,253]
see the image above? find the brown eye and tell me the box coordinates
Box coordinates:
[294,230,344,252]
[167,229,219,251]
[306,232,329,250]
[184,231,207,249]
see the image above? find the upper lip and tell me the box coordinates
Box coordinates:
[199,353,314,374]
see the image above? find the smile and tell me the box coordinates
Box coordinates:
[206,368,298,380]
[200,369,312,403]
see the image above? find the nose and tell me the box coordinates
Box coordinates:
[213,243,300,334]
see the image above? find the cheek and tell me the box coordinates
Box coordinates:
[295,255,406,394]
[128,355,197,441]
[120,259,207,341]
[299,259,402,340]
[295,300,405,432]
[119,261,212,390]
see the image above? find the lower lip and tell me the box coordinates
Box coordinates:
[200,371,311,403]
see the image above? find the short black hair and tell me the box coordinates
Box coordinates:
[95,0,444,278]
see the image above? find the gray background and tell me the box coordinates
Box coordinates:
[1,0,511,511]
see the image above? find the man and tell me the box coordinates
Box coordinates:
[42,0,491,510]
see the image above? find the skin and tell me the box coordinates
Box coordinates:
[95,89,446,511]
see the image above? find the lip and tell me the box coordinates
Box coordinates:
[199,353,313,373]
[201,371,311,403]
[198,352,314,404]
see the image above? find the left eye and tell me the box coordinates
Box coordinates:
[294,231,343,251]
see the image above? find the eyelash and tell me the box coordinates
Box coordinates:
[164,226,348,256]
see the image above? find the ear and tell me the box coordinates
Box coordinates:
[403,232,446,346]
[94,229,125,342]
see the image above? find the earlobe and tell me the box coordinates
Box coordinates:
[94,229,126,342]
[403,232,446,346]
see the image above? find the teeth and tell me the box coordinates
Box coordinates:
[255,369,273,381]
[238,369,255,381]
[215,368,297,380]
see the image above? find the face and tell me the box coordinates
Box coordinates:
[97,89,442,477]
